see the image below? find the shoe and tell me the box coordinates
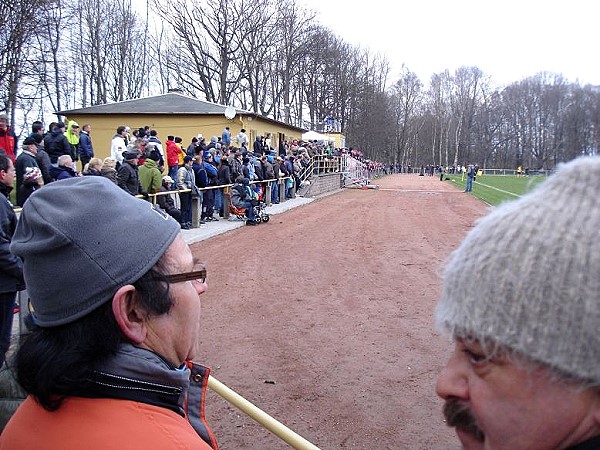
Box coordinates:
[211,216,219,221]
[181,223,190,230]
[199,220,206,224]
[246,220,257,226]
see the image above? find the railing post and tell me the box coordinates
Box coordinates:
[224,186,231,219]
[191,191,201,228]
[265,182,272,206]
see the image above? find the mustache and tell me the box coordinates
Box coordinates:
[443,398,485,443]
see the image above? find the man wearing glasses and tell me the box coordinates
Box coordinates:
[0,176,218,449]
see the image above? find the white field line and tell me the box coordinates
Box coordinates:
[473,181,520,198]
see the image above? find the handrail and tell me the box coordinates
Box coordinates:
[207,375,321,450]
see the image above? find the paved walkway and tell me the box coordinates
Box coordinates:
[181,196,315,245]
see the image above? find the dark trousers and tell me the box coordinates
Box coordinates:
[202,189,215,219]
[80,155,91,173]
[179,192,193,224]
[0,292,16,367]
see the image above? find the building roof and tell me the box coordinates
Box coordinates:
[57,92,305,131]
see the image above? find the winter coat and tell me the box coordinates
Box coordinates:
[44,129,72,164]
[138,159,162,194]
[0,127,17,162]
[217,164,231,186]
[0,183,23,294]
[110,135,127,165]
[156,185,178,213]
[78,130,94,158]
[166,140,182,167]
[117,161,142,196]
[35,149,53,185]
[49,165,76,181]
[100,166,118,184]
[15,151,39,206]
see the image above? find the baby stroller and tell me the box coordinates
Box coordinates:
[226,192,270,224]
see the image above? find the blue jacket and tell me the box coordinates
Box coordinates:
[78,131,94,158]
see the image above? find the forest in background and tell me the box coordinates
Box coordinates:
[2,0,599,169]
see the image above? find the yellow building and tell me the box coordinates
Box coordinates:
[57,92,305,161]
[324,131,346,149]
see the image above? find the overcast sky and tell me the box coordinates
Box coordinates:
[299,0,599,88]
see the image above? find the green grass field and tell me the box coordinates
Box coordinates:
[446,174,548,206]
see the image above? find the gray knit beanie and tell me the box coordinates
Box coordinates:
[11,176,181,327]
[436,156,600,385]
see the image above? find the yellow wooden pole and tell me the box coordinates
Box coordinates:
[207,376,320,450]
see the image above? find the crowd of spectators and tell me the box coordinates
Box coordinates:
[1,115,385,225]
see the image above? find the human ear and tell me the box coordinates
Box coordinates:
[112,285,147,344]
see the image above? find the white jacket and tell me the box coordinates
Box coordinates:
[110,135,127,164]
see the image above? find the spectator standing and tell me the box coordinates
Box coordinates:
[110,126,128,169]
[177,156,197,230]
[78,124,94,172]
[464,164,475,192]
[64,121,80,165]
[235,128,248,149]
[0,154,24,367]
[44,122,71,164]
[253,136,263,155]
[15,137,41,206]
[271,156,282,204]
[215,157,231,217]
[138,150,162,194]
[201,153,218,222]
[166,135,182,183]
[146,130,165,168]
[192,155,207,225]
[117,151,144,196]
[436,157,600,449]
[30,133,52,185]
[221,127,231,149]
[0,114,17,163]
[186,137,199,157]
[1,176,218,449]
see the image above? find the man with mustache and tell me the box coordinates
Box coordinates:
[435,156,600,450]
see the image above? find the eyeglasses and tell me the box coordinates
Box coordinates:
[163,264,207,284]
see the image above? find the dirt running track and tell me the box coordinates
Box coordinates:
[191,174,488,449]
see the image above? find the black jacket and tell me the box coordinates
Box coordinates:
[117,161,143,196]
[0,184,23,294]
[44,130,73,163]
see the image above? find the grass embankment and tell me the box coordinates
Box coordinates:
[446,174,547,206]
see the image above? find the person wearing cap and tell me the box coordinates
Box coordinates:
[17,166,43,205]
[435,156,600,450]
[0,154,24,368]
[0,114,17,163]
[157,175,182,224]
[117,150,145,197]
[0,176,218,449]
[15,137,41,206]
[138,149,163,194]
[43,122,71,164]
